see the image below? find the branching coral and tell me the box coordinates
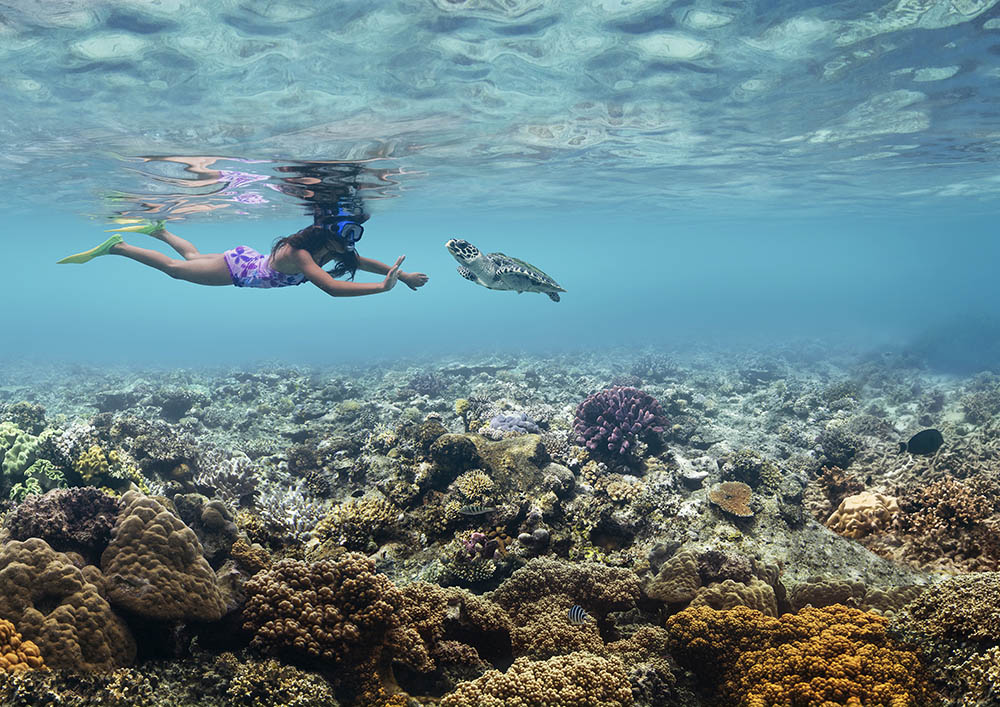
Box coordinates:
[314,494,400,552]
[573,386,666,461]
[666,604,935,705]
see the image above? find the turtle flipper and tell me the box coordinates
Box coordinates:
[547,292,561,302]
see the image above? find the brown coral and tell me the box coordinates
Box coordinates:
[0,538,135,670]
[490,558,640,614]
[644,549,701,604]
[241,554,401,671]
[440,652,634,707]
[100,491,226,621]
[0,619,43,672]
[666,604,935,705]
[826,491,899,539]
[707,481,753,517]
[689,578,778,617]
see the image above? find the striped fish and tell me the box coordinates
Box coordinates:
[458,505,496,516]
[568,604,590,625]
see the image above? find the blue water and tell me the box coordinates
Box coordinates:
[3,0,1000,368]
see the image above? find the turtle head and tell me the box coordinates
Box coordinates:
[446,238,481,264]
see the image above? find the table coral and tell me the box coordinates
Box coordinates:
[826,491,899,540]
[666,604,935,705]
[0,619,44,672]
[440,652,634,707]
[707,481,754,518]
[0,538,135,671]
[100,491,226,621]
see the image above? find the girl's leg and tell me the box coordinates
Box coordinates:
[110,242,233,286]
[151,227,216,261]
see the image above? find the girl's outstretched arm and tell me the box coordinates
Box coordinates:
[356,253,428,290]
[294,250,405,297]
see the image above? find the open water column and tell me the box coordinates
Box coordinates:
[1,1,999,705]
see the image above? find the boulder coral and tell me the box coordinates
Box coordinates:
[826,491,899,540]
[100,491,226,621]
[0,538,135,671]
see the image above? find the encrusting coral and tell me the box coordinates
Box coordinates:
[666,604,935,705]
[100,491,226,621]
[707,481,754,518]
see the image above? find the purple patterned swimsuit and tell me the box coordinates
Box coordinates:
[223,246,307,288]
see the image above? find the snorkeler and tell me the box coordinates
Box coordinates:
[56,204,429,297]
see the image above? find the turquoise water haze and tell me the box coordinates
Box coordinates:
[1,0,998,368]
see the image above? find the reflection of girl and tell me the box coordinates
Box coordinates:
[56,209,428,297]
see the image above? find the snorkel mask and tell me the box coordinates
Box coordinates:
[315,203,364,250]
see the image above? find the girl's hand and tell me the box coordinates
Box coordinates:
[400,271,429,291]
[381,255,405,292]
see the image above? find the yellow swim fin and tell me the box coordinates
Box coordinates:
[105,219,165,235]
[56,234,123,264]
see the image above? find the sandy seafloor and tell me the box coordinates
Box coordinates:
[0,344,998,706]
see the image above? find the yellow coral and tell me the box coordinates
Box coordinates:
[74,444,109,482]
[454,398,470,417]
[454,470,494,504]
[666,604,935,706]
[0,619,44,672]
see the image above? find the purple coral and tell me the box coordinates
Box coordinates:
[573,386,667,459]
[489,412,540,436]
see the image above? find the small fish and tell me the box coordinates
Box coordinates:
[899,428,944,456]
[458,505,496,516]
[568,604,590,625]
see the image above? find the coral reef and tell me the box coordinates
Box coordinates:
[573,386,666,461]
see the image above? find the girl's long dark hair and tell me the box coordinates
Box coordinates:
[270,225,358,280]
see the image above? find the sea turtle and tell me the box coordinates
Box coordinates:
[445,238,566,302]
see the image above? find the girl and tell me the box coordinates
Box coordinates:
[57,211,429,297]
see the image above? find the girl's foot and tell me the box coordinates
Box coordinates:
[56,234,123,264]
[106,219,165,236]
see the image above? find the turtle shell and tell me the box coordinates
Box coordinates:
[488,252,565,291]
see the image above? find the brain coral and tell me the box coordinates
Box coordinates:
[0,619,44,672]
[573,386,666,460]
[666,604,934,705]
[99,491,226,621]
[241,554,402,671]
[0,538,135,670]
[440,652,634,707]
[826,491,899,540]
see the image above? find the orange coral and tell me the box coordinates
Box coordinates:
[0,619,44,672]
[667,604,935,706]
[708,481,753,517]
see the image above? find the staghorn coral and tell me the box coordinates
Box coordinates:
[707,481,754,518]
[666,604,934,706]
[440,652,634,707]
[573,386,666,461]
[226,658,338,707]
[826,491,899,540]
[241,554,401,671]
[904,573,1000,644]
[100,491,226,621]
[0,538,135,670]
[0,619,44,672]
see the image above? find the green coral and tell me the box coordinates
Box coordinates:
[0,422,42,478]
[9,459,65,502]
[72,445,145,491]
